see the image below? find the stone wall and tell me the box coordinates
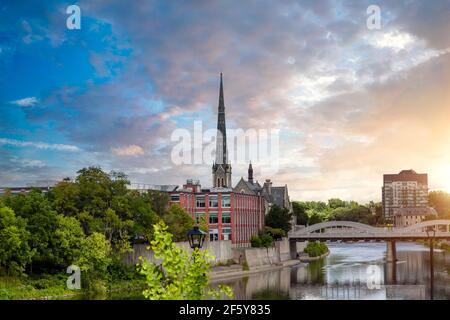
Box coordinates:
[124,240,233,266]
[235,238,307,269]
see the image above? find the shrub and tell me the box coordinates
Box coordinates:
[250,235,262,248]
[304,241,328,257]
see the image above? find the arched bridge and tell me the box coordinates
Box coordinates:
[289,220,450,241]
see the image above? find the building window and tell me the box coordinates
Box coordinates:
[222,195,231,207]
[209,229,219,241]
[222,212,231,224]
[209,213,218,224]
[209,195,219,208]
[170,194,180,202]
[195,212,205,223]
[196,196,205,208]
[222,227,231,241]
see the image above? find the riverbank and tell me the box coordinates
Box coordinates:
[209,259,302,282]
[0,275,145,300]
[299,250,330,262]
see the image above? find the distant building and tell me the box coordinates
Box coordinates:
[382,169,429,222]
[0,186,52,196]
[394,207,437,227]
[128,183,179,193]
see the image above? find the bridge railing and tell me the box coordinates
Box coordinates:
[290,220,450,238]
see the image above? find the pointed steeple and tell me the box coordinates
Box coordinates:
[215,72,228,165]
[248,162,254,184]
[212,73,232,188]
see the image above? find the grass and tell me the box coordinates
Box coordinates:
[0,274,74,300]
[0,273,146,300]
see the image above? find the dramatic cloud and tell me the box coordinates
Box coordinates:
[0,0,449,202]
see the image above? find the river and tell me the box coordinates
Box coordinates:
[213,242,450,300]
[81,242,449,300]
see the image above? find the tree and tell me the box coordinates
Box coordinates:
[307,209,323,225]
[128,191,159,242]
[76,232,112,292]
[5,190,60,272]
[0,206,33,275]
[265,205,292,233]
[429,191,450,218]
[162,204,195,242]
[292,202,308,225]
[48,180,80,217]
[328,198,346,209]
[145,190,170,217]
[52,215,85,267]
[139,221,233,300]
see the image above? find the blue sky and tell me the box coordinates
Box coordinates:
[1,0,449,201]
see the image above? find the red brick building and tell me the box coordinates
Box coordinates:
[169,179,265,246]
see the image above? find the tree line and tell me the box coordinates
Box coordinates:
[0,167,194,286]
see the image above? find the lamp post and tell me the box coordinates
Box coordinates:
[187,225,207,249]
[426,225,436,300]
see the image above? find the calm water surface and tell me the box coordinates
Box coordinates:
[78,242,450,300]
[215,242,450,300]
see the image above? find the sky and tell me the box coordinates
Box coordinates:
[0,0,449,202]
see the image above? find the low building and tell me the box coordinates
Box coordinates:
[169,179,265,247]
[394,207,437,227]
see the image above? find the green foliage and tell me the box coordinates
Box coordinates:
[250,235,262,248]
[0,206,33,275]
[265,205,292,233]
[139,221,233,300]
[145,190,170,217]
[292,201,308,225]
[52,215,85,267]
[198,216,209,233]
[429,191,450,218]
[294,199,382,226]
[76,232,112,292]
[162,204,195,242]
[264,226,286,240]
[250,231,274,248]
[304,241,328,257]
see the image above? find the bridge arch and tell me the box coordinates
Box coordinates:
[290,220,383,237]
[395,219,450,234]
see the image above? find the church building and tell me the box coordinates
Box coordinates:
[168,74,266,246]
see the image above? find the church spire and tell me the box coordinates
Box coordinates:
[248,162,254,184]
[212,73,232,188]
[215,72,227,165]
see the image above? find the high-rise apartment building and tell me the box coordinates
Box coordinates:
[382,169,428,222]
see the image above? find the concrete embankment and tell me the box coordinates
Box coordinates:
[209,259,303,282]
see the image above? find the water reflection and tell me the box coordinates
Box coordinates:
[214,242,450,300]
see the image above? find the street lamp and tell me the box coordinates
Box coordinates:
[187,225,207,249]
[425,225,436,238]
[426,225,436,300]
